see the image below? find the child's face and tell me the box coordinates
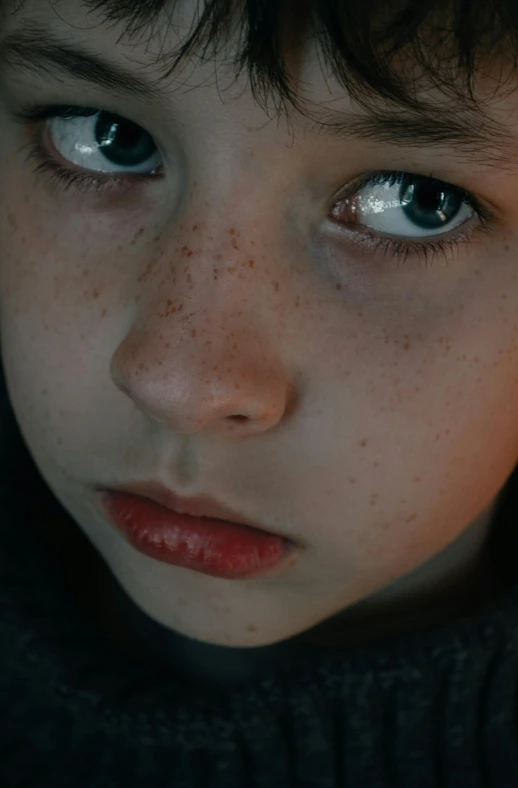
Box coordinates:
[1,0,518,650]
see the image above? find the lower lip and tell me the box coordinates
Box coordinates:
[99,491,296,579]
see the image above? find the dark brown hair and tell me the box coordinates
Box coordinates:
[5,0,518,138]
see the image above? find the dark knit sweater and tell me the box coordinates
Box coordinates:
[2,370,518,787]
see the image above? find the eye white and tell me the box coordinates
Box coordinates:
[48,113,162,174]
[351,177,474,238]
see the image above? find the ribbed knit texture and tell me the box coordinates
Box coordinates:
[1,367,518,787]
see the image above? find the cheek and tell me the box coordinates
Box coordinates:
[0,187,98,461]
[0,164,127,343]
[303,302,518,561]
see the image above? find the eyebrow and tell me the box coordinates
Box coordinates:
[0,29,162,102]
[1,27,517,170]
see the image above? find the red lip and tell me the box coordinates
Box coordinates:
[97,480,297,544]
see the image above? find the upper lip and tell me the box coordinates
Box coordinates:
[100,480,296,542]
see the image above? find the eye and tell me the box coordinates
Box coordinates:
[330,171,475,239]
[45,107,163,176]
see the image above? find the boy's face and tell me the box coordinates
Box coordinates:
[0,0,517,651]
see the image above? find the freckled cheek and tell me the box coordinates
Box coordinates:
[0,217,48,328]
[0,194,114,317]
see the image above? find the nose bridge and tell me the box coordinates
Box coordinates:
[160,120,295,314]
[117,203,288,366]
[140,182,291,341]
[109,213,292,435]
[159,221,264,333]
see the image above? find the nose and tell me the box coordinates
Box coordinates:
[109,226,296,438]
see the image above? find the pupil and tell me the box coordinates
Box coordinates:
[400,177,462,230]
[95,112,156,166]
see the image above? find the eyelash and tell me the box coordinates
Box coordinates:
[12,103,498,268]
[336,171,495,268]
[13,104,155,198]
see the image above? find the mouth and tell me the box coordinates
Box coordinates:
[95,480,300,544]
[96,482,300,579]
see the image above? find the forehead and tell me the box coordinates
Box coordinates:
[0,0,506,97]
[1,0,318,113]
[3,0,518,175]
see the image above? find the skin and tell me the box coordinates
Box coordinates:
[0,0,518,658]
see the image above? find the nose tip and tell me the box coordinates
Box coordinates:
[110,335,293,439]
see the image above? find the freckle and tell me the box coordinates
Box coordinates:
[403,342,410,350]
[227,267,235,273]
[360,440,367,447]
[249,260,254,268]
[229,228,235,235]
[92,288,100,299]
[335,283,342,290]
[232,238,238,249]
[83,269,90,277]
[272,281,279,291]
[349,478,356,483]
[192,224,198,231]
[191,329,197,338]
